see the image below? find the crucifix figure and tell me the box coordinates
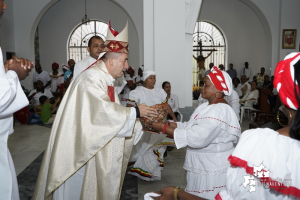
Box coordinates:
[193,40,215,81]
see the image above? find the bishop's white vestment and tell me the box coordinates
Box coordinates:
[32,60,139,200]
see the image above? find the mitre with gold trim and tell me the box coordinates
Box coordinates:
[102,20,128,54]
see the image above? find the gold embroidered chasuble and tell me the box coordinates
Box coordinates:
[32,60,138,200]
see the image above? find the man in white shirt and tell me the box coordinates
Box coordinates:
[240,61,252,81]
[32,63,51,89]
[73,36,104,79]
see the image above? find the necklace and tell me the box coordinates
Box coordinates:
[211,98,225,105]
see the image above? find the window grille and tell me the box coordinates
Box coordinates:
[68,20,108,62]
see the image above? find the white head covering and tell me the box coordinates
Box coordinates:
[142,70,155,81]
[62,64,69,70]
[207,66,233,96]
[139,65,144,71]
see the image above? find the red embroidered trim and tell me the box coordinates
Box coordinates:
[186,185,226,194]
[229,155,300,198]
[215,193,222,200]
[196,117,241,131]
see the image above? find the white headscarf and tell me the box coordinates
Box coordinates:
[142,70,155,81]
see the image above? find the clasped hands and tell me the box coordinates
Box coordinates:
[4,55,34,80]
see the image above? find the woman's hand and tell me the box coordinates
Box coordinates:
[152,121,165,132]
[151,186,175,200]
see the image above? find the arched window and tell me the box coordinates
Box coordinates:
[68,20,108,62]
[193,21,226,70]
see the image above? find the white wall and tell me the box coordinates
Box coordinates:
[38,0,140,82]
[0,0,16,56]
[199,0,269,77]
[13,0,59,89]
[279,0,300,59]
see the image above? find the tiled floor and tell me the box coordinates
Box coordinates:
[8,124,50,175]
[8,101,253,199]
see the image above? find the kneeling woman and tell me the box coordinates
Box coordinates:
[127,70,178,181]
[152,67,241,199]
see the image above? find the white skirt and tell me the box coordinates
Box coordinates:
[184,148,234,199]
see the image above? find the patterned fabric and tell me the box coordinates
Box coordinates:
[274,52,300,110]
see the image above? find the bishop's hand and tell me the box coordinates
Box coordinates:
[138,103,158,120]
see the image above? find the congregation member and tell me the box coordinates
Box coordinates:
[151,67,241,199]
[237,75,251,98]
[73,36,104,79]
[262,74,272,89]
[193,50,214,81]
[219,64,225,71]
[232,77,241,96]
[33,63,51,89]
[226,63,237,79]
[39,96,61,125]
[64,59,75,81]
[127,70,178,182]
[256,67,267,87]
[121,66,136,106]
[64,59,75,89]
[240,61,252,80]
[162,81,180,120]
[151,52,300,200]
[32,20,157,200]
[239,81,259,107]
[49,62,63,92]
[28,79,53,106]
[134,65,144,86]
[0,2,34,199]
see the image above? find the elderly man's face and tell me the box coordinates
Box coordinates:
[241,75,247,84]
[109,53,129,78]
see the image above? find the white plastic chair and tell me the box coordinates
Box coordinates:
[240,100,259,124]
[177,110,183,122]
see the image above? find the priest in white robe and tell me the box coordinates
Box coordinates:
[32,20,157,200]
[0,4,34,199]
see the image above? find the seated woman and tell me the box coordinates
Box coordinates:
[150,52,300,200]
[239,81,259,107]
[127,70,178,182]
[162,81,180,120]
[152,67,241,199]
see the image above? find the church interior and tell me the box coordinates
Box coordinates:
[2,0,300,199]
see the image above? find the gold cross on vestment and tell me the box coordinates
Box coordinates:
[110,44,115,49]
